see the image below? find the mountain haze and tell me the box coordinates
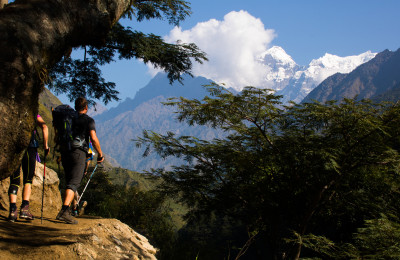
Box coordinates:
[95,74,225,171]
[95,74,214,122]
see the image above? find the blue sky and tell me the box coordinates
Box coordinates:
[60,0,400,108]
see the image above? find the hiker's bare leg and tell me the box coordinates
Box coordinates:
[22,184,31,201]
[63,189,75,206]
[9,194,17,204]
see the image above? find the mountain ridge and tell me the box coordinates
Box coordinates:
[302,48,400,103]
[94,74,213,122]
[93,45,377,116]
[272,48,376,103]
[247,46,377,104]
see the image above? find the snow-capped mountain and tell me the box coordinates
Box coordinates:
[257,46,302,92]
[303,48,400,103]
[255,46,376,103]
[259,46,300,83]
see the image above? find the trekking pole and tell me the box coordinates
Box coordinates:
[41,153,46,224]
[77,163,98,206]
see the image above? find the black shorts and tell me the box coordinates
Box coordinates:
[61,149,86,192]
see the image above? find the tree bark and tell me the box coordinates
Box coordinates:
[0,0,130,180]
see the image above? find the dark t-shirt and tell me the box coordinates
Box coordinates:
[73,113,96,151]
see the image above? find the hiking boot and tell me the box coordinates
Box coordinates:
[56,208,78,224]
[56,206,73,218]
[8,207,18,222]
[19,204,34,220]
[71,208,78,217]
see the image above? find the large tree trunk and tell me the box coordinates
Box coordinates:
[0,0,129,180]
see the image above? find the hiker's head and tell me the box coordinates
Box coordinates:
[75,97,88,112]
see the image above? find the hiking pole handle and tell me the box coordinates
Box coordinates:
[77,164,98,205]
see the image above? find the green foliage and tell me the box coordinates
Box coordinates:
[352,215,400,259]
[296,233,338,258]
[296,215,400,260]
[48,54,118,105]
[105,165,188,229]
[107,166,157,190]
[137,85,400,259]
[125,0,191,25]
[47,1,207,104]
[169,213,259,260]
[104,23,206,84]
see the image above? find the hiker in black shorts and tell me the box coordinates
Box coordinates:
[8,115,49,222]
[56,97,104,224]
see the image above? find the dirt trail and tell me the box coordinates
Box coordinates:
[0,163,157,260]
[0,209,92,259]
[0,209,157,260]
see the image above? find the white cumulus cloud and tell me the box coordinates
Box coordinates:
[148,10,276,91]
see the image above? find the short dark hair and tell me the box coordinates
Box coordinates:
[75,97,88,112]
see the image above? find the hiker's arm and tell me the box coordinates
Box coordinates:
[89,130,104,163]
[37,115,49,151]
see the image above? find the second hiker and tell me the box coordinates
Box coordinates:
[55,97,104,224]
[8,115,49,222]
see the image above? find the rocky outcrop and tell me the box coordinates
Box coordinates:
[0,215,158,260]
[0,162,157,259]
[72,219,157,260]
